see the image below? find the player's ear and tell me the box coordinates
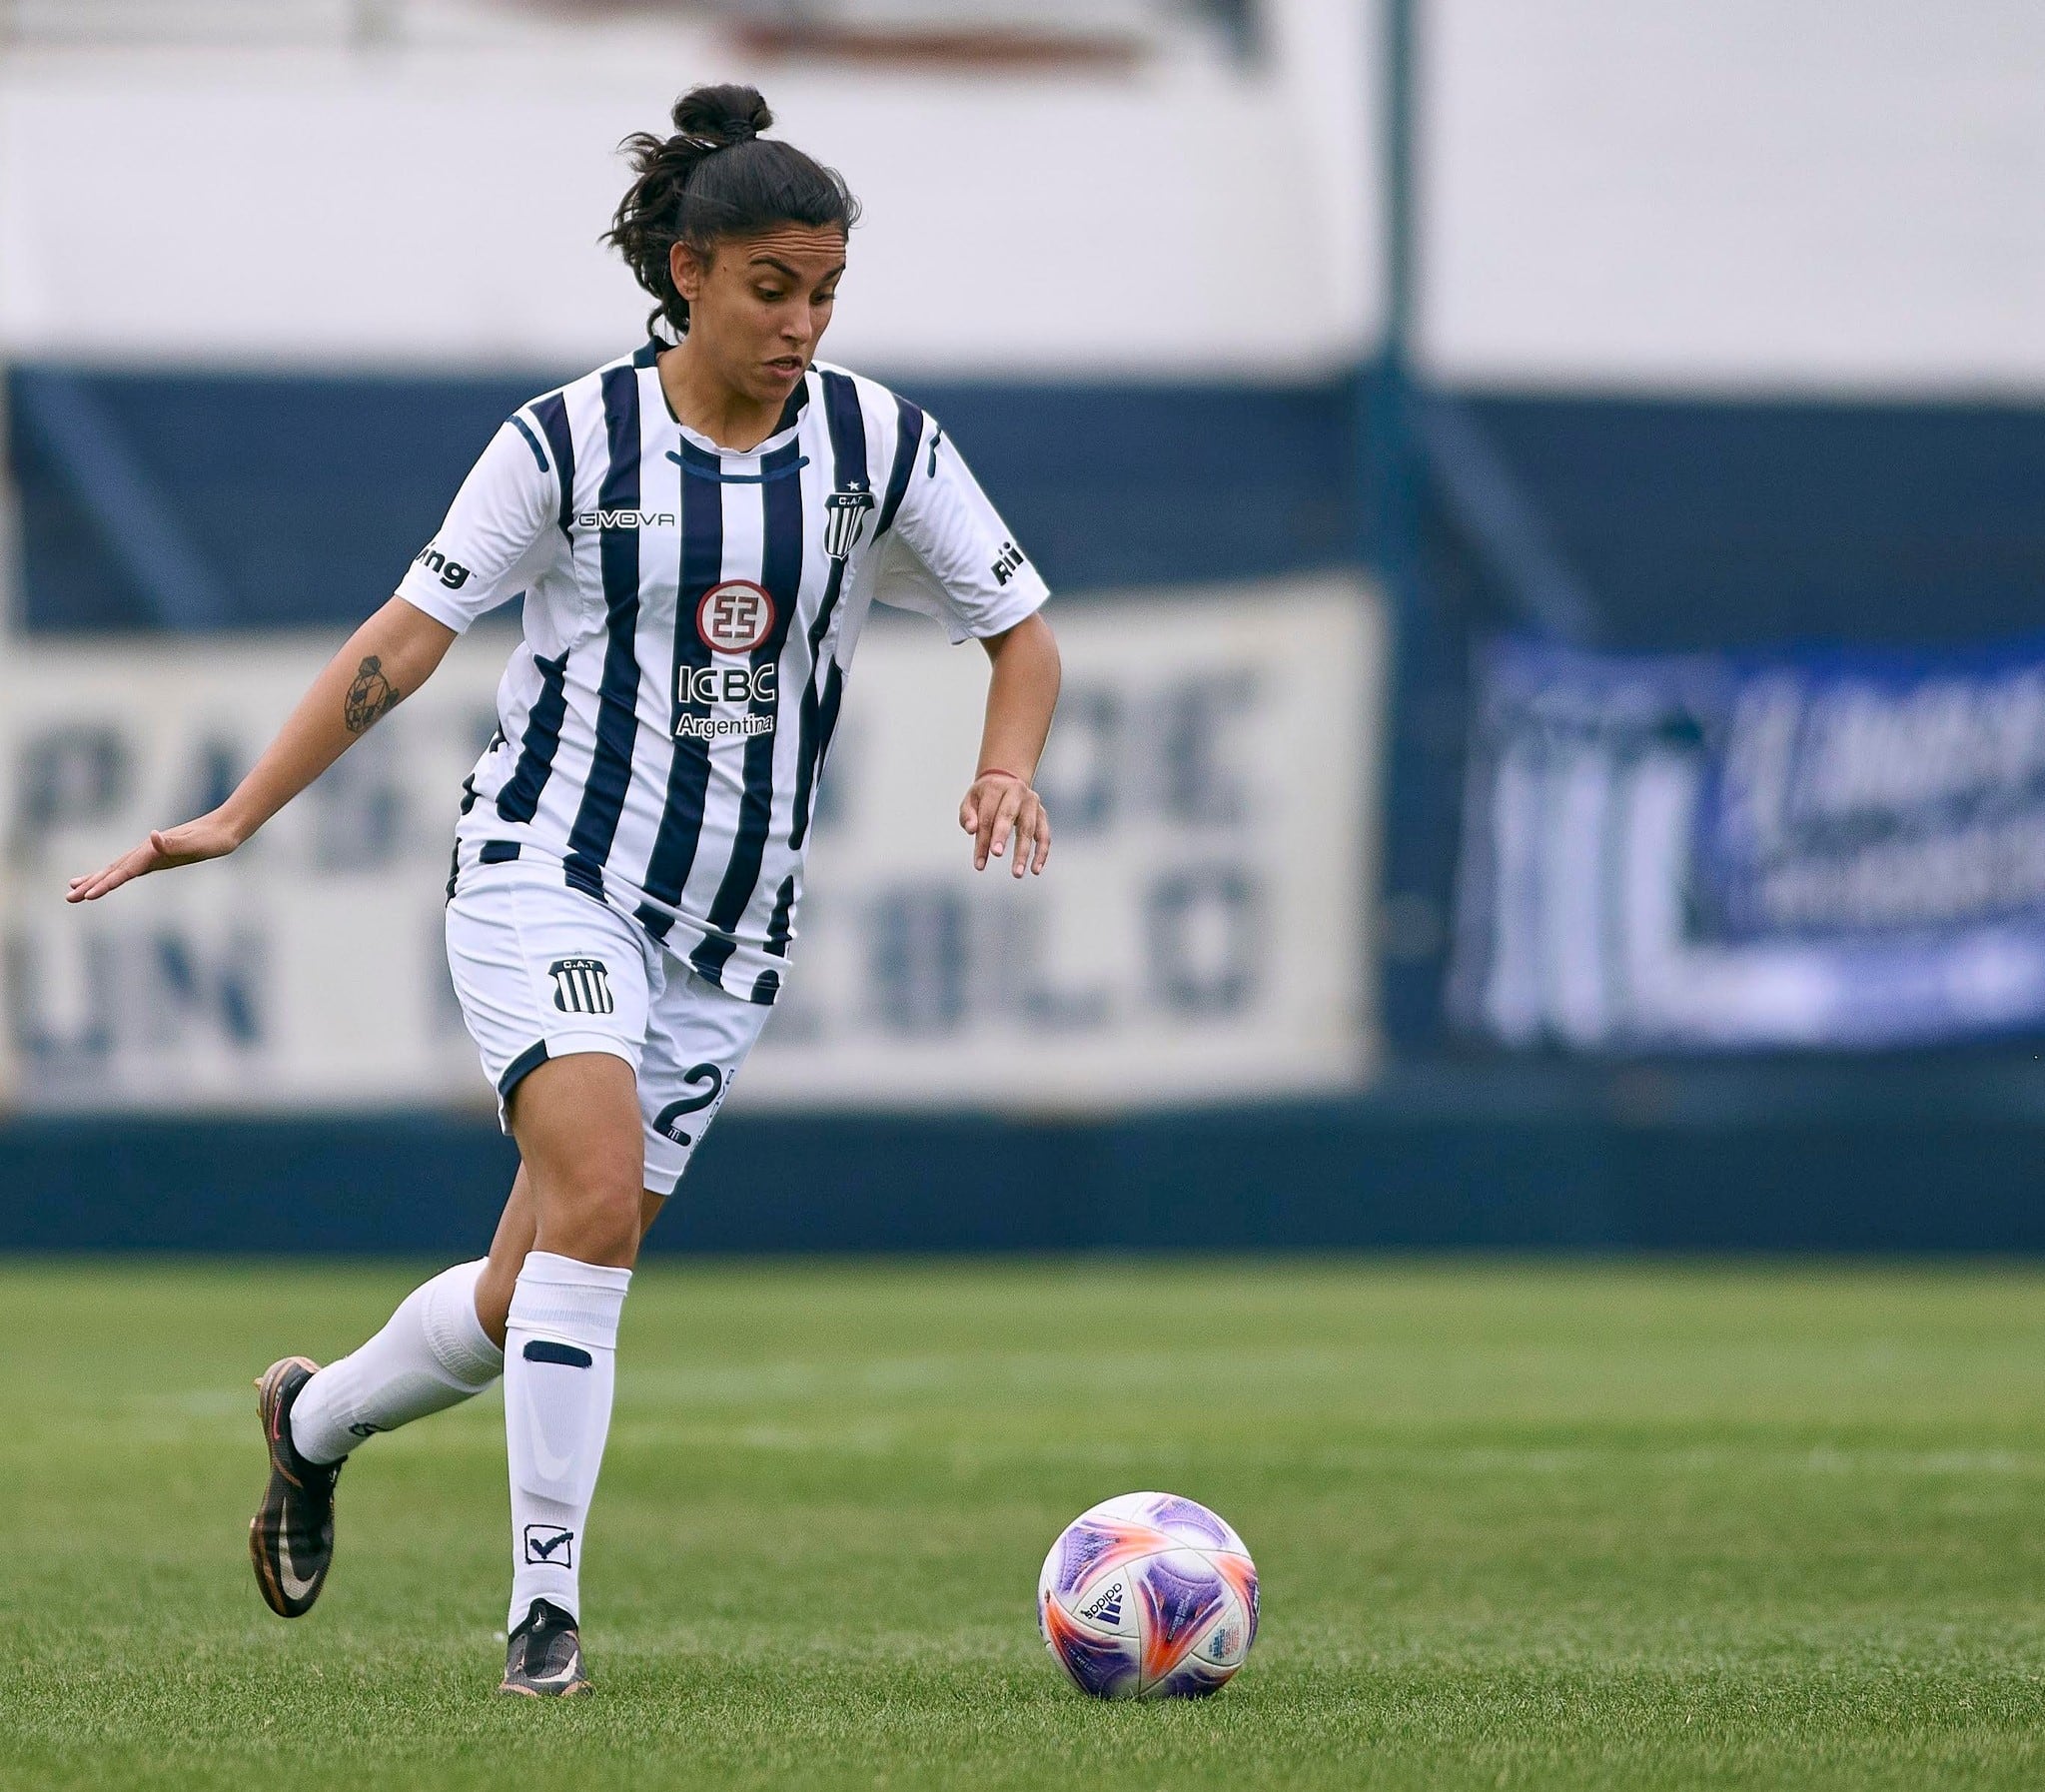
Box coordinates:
[669,240,709,304]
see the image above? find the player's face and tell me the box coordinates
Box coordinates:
[672,225,846,407]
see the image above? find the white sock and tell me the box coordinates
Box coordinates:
[290,1260,505,1467]
[504,1251,630,1627]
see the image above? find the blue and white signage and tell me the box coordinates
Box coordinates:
[1454,634,2045,1050]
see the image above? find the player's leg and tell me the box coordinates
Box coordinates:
[254,1154,672,1623]
[251,864,654,1640]
[474,1167,666,1349]
[249,1166,523,1620]
[421,870,661,1695]
[289,1174,526,1461]
[493,1050,645,1696]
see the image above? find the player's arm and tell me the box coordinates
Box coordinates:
[68,412,555,903]
[962,610,1060,877]
[66,597,457,902]
[878,412,1061,877]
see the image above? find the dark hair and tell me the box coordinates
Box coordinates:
[605,84,860,340]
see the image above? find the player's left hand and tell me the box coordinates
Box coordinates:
[65,810,246,903]
[960,771,1050,877]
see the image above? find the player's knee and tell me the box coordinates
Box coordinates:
[539,1164,642,1265]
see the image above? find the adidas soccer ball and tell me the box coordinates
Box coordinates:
[1036,1491,1259,1699]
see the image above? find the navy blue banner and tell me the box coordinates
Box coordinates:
[1454,635,2045,1050]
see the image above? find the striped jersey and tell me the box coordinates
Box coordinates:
[398,341,1049,1004]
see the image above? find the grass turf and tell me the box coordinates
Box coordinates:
[3,1258,2044,1791]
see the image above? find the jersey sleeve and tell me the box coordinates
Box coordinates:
[394,417,560,632]
[873,417,1049,643]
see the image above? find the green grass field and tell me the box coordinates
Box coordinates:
[5,1258,2045,1791]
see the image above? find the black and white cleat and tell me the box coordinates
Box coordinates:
[498,1598,592,1697]
[248,1355,343,1618]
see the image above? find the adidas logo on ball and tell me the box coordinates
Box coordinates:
[1080,1581,1123,1624]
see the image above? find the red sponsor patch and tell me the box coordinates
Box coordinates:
[695,579,776,654]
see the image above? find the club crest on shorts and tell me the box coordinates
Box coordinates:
[822,482,875,561]
[547,957,613,1016]
[696,579,776,655]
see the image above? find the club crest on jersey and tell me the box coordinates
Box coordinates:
[822,482,875,561]
[548,957,613,1016]
[696,579,776,654]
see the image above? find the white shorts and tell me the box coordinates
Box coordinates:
[445,863,773,1197]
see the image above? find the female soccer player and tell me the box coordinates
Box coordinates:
[67,84,1059,1697]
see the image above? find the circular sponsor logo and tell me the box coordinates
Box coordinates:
[695,579,776,654]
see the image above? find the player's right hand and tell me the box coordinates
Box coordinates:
[65,812,245,903]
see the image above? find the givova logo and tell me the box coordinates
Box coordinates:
[576,508,676,530]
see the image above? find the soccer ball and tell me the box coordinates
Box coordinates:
[1036,1491,1259,1699]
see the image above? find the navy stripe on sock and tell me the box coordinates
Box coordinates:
[561,365,645,902]
[520,1340,593,1368]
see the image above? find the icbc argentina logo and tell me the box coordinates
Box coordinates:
[696,579,776,654]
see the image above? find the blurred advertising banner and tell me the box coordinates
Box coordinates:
[1453,634,2045,1051]
[0,578,1382,1113]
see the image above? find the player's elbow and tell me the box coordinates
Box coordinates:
[366,595,461,688]
[983,610,1060,678]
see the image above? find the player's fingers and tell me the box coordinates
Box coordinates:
[67,851,143,903]
[959,795,977,833]
[987,784,1024,862]
[1030,805,1052,875]
[1011,796,1042,879]
[973,784,1005,868]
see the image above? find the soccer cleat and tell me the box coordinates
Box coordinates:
[249,1355,344,1619]
[498,1598,591,1697]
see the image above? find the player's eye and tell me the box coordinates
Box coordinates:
[755,287,783,302]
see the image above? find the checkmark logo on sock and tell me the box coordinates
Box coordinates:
[523,1524,574,1566]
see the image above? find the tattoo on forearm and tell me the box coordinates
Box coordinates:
[343,655,401,735]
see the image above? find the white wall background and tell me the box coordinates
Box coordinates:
[4,0,2041,392]
[0,579,1382,1114]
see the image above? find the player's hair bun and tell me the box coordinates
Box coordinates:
[670,83,772,151]
[605,83,859,340]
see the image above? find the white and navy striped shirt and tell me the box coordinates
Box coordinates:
[398,342,1049,1004]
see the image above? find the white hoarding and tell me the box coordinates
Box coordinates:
[0,579,1382,1114]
